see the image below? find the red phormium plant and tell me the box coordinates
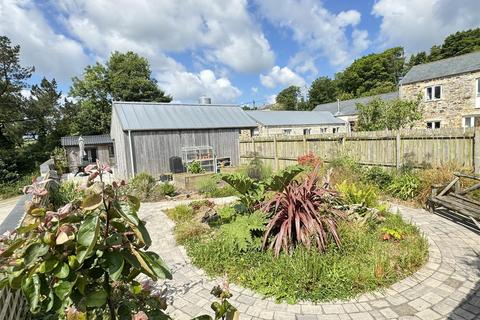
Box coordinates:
[297,152,323,168]
[260,167,344,257]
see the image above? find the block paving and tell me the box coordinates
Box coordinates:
[140,200,480,320]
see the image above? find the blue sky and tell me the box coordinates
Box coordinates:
[1,0,479,106]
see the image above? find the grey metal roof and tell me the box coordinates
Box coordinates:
[401,51,480,85]
[113,101,257,131]
[61,134,113,146]
[313,92,399,116]
[246,111,345,126]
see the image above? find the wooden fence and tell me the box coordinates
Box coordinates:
[239,128,480,173]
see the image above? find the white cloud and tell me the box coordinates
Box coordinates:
[260,66,305,89]
[372,0,480,54]
[157,69,241,103]
[0,0,90,82]
[54,0,274,73]
[254,0,370,68]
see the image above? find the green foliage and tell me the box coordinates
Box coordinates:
[221,165,303,212]
[187,160,205,174]
[51,147,69,175]
[69,51,172,135]
[196,175,238,198]
[386,172,421,200]
[0,175,33,200]
[244,155,271,181]
[308,76,338,108]
[166,205,195,223]
[186,211,428,303]
[356,98,422,131]
[336,47,405,97]
[218,212,267,252]
[174,221,210,245]
[128,172,155,200]
[337,181,379,208]
[363,167,393,189]
[51,180,83,207]
[275,85,301,110]
[0,164,173,319]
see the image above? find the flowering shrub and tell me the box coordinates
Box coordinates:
[297,152,323,168]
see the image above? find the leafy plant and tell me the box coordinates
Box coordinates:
[387,172,420,200]
[381,227,404,241]
[128,172,156,200]
[221,165,304,213]
[261,167,345,257]
[51,147,69,175]
[337,180,379,208]
[187,160,205,174]
[0,162,172,319]
[244,154,271,181]
[174,221,210,245]
[166,204,195,223]
[362,167,393,189]
[218,212,267,252]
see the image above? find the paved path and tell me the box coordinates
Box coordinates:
[0,196,21,226]
[140,201,480,320]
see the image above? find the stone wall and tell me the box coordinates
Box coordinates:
[400,70,480,128]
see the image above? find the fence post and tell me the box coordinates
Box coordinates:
[273,135,279,171]
[303,135,308,154]
[251,137,256,155]
[475,128,480,174]
[396,131,401,170]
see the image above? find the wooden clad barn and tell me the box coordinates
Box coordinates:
[110,101,257,179]
[61,134,114,172]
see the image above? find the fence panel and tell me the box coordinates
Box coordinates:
[240,128,479,172]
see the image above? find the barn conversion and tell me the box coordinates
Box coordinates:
[110,101,257,178]
[246,111,347,136]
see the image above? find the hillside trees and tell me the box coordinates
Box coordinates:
[275,85,302,110]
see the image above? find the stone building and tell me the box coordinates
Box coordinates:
[400,51,480,129]
[245,110,347,137]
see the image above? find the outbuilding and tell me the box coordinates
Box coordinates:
[61,134,114,172]
[246,110,347,137]
[110,101,257,179]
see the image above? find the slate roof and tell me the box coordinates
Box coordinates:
[313,92,399,116]
[401,51,480,85]
[246,111,345,126]
[61,134,113,146]
[113,101,257,131]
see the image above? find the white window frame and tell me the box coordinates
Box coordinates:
[425,85,442,101]
[332,127,340,134]
[463,116,477,128]
[426,120,441,129]
[476,78,480,96]
[303,128,311,135]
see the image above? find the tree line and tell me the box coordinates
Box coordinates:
[274,28,480,111]
[0,36,171,183]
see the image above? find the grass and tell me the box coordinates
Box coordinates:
[0,174,35,200]
[176,206,428,303]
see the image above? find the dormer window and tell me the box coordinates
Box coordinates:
[425,85,442,101]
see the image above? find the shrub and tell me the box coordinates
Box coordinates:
[128,172,156,200]
[363,166,393,189]
[337,180,379,208]
[0,174,34,200]
[387,172,420,200]
[51,180,83,207]
[261,167,344,256]
[51,147,69,174]
[0,163,172,319]
[166,204,195,223]
[297,152,323,168]
[415,164,458,205]
[327,154,362,186]
[244,154,271,181]
[187,160,205,174]
[197,175,219,194]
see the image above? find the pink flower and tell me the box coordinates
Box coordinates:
[133,311,149,320]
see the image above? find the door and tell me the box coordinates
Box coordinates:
[84,148,98,163]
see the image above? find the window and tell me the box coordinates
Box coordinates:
[463,116,480,128]
[332,127,340,133]
[251,128,259,136]
[319,128,326,133]
[282,129,292,135]
[108,145,115,157]
[303,128,311,135]
[477,78,480,96]
[425,85,442,101]
[426,121,441,129]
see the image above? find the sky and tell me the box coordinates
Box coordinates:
[1,0,479,107]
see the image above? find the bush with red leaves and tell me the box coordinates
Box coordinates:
[297,152,323,168]
[260,166,344,257]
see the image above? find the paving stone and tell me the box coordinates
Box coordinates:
[379,307,398,318]
[407,298,431,312]
[369,300,389,308]
[322,304,345,314]
[349,312,374,320]
[295,315,318,320]
[342,303,359,313]
[238,294,256,305]
[386,294,408,305]
[391,303,418,316]
[273,311,294,320]
[415,308,441,320]
[453,308,476,320]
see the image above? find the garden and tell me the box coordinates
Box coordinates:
[0,152,476,318]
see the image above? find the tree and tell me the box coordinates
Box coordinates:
[69,51,172,135]
[308,76,338,109]
[356,98,422,131]
[336,47,404,97]
[275,85,301,110]
[427,28,480,61]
